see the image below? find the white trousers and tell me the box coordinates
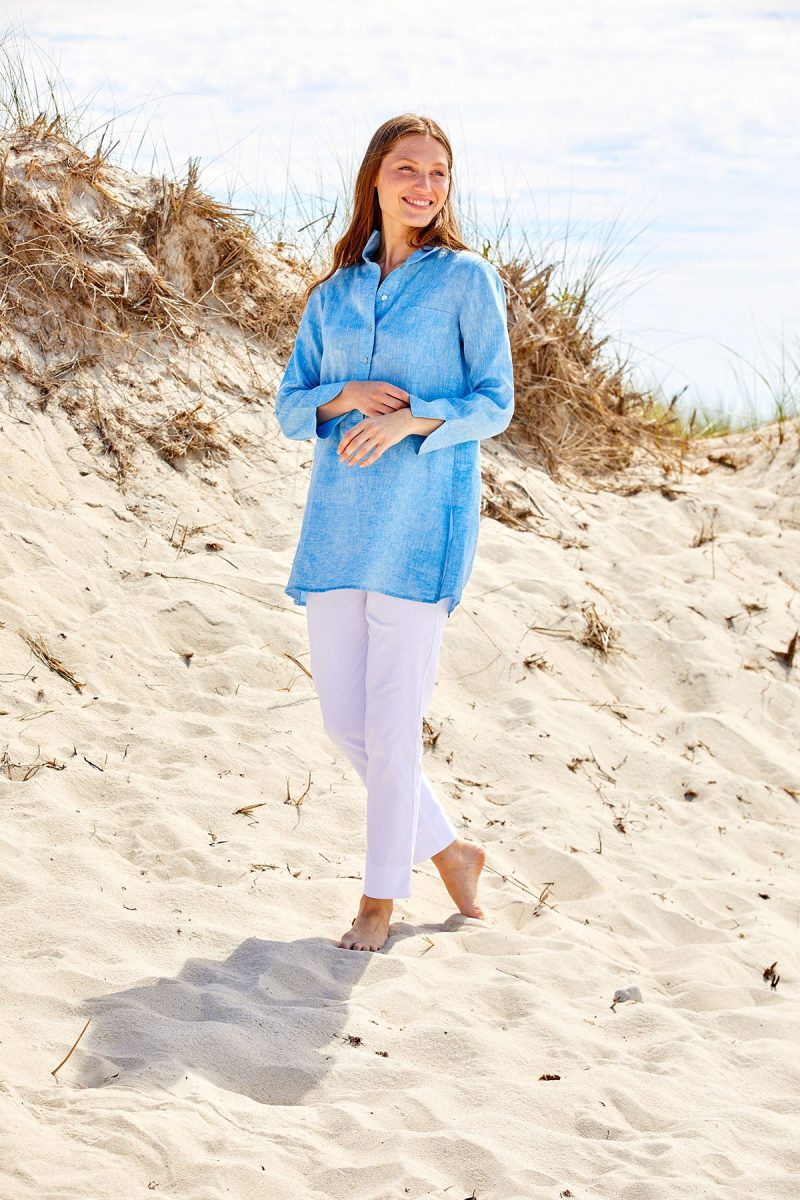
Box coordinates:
[305,588,458,899]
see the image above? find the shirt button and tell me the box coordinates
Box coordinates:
[380,293,388,300]
[363,355,368,363]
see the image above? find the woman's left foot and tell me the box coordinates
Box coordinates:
[431,838,486,918]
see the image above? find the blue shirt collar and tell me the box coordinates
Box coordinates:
[360,227,439,265]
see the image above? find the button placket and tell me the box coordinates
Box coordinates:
[371,285,387,349]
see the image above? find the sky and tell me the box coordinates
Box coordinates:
[3,0,798,423]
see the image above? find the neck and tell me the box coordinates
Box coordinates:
[376,216,419,269]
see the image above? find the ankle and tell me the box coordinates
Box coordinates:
[360,894,393,910]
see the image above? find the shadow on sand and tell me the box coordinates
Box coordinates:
[67,919,469,1104]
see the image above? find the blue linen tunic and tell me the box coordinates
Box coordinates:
[274,227,515,616]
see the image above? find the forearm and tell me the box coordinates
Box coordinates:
[316,395,444,435]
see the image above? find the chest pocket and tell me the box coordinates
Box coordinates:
[380,303,453,365]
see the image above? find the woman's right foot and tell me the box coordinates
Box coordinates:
[338,894,394,951]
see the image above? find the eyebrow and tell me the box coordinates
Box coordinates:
[392,155,449,168]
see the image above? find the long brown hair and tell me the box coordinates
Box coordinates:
[301,113,471,306]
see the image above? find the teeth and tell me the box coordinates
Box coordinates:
[403,196,432,207]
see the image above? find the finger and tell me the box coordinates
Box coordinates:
[340,436,367,464]
[353,442,378,466]
[347,439,371,460]
[347,438,376,466]
[339,413,370,444]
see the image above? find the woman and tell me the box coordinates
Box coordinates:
[275,113,514,953]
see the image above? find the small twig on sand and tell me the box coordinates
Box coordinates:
[51,1017,91,1078]
[483,864,557,913]
[285,770,312,807]
[143,571,286,610]
[19,630,84,692]
[285,652,313,680]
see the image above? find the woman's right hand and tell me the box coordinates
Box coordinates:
[342,380,410,417]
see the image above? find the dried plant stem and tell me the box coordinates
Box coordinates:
[19,630,84,691]
[51,1017,91,1078]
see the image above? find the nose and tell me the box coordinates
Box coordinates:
[410,170,442,190]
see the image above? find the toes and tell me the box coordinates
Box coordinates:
[338,922,388,951]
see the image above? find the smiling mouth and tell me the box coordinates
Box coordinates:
[402,196,434,208]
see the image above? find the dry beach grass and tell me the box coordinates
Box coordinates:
[0,113,709,528]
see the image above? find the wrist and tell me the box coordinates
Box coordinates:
[335,382,354,412]
[405,395,444,436]
[405,411,444,436]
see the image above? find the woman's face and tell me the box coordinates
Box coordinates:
[375,133,450,233]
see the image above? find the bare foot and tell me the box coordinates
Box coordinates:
[431,838,486,918]
[338,895,393,951]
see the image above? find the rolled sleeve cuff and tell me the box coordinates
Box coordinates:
[408,393,454,455]
[408,393,459,423]
[407,390,513,455]
[278,382,349,440]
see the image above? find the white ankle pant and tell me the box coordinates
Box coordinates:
[305,588,458,899]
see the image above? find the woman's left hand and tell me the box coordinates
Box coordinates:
[337,408,417,468]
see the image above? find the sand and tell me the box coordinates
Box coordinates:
[2,396,799,1198]
[1,126,799,1200]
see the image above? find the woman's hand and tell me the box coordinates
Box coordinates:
[338,407,419,468]
[343,380,411,417]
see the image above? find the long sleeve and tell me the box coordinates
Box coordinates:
[274,283,351,441]
[407,260,514,455]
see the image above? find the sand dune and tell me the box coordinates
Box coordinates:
[1,125,799,1199]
